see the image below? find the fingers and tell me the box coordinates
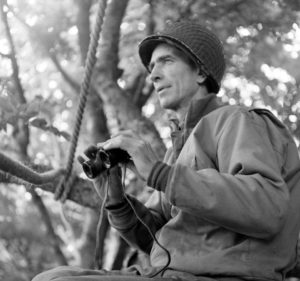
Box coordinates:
[86,130,140,155]
[125,161,144,180]
[84,145,98,159]
[110,129,138,138]
[77,155,86,165]
[97,130,142,153]
[109,165,122,177]
[96,131,133,148]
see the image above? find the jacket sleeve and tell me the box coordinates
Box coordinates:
[164,109,290,239]
[107,193,169,253]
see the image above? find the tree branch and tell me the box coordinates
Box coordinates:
[29,188,68,265]
[130,72,154,109]
[49,50,81,93]
[74,0,92,64]
[0,171,101,209]
[0,0,26,104]
[1,2,73,265]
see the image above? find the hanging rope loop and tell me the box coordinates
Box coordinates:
[54,0,108,202]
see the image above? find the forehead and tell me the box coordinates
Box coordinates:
[150,43,182,62]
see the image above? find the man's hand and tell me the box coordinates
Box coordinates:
[78,144,125,204]
[93,166,125,205]
[98,130,159,181]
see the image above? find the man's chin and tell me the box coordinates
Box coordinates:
[160,100,174,110]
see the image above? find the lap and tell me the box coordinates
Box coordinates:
[31,266,173,281]
[31,265,231,281]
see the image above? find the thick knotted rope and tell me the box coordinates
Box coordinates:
[55,0,108,202]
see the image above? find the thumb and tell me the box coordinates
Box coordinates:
[125,161,145,181]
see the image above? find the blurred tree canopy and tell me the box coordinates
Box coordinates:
[0,0,300,280]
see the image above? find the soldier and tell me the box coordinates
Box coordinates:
[33,20,300,281]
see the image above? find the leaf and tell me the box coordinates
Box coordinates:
[29,117,48,129]
[23,99,42,116]
[59,131,71,141]
[47,125,71,141]
[29,118,71,141]
[48,126,60,135]
[0,122,7,132]
[0,96,16,113]
[18,104,39,119]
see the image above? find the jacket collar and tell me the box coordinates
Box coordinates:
[169,94,222,133]
[169,94,223,160]
[183,94,222,130]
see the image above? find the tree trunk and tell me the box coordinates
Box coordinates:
[94,0,166,159]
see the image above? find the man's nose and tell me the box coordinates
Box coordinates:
[149,64,162,82]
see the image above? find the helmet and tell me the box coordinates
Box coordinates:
[138,21,226,93]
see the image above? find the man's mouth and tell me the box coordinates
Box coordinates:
[157,85,170,93]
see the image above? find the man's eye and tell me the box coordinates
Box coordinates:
[148,64,154,73]
[163,58,172,63]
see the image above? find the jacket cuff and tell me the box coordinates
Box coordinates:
[105,200,128,211]
[147,161,171,192]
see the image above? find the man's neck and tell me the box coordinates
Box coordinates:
[175,89,210,122]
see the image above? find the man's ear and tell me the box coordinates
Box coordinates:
[197,73,207,84]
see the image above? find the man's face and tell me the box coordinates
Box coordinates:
[149,43,200,111]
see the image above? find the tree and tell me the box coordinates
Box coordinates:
[0,0,300,279]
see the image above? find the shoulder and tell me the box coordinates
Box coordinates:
[196,104,247,134]
[203,104,282,129]
[209,104,248,118]
[192,104,281,142]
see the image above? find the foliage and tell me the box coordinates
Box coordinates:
[0,185,62,280]
[0,0,300,279]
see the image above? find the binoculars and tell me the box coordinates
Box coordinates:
[78,147,130,179]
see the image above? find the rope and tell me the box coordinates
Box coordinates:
[55,0,108,202]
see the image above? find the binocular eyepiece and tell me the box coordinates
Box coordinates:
[78,147,131,179]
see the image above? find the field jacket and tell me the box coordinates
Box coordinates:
[107,94,300,281]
